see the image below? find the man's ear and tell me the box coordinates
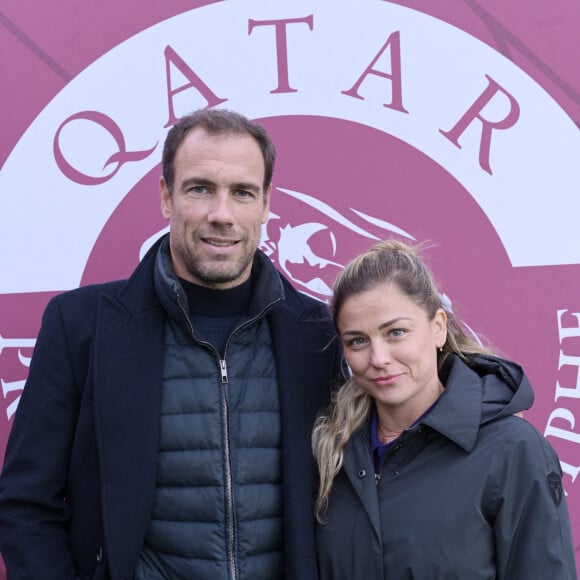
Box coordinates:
[160,177,171,219]
[261,183,272,224]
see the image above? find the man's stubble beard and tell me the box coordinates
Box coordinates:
[184,245,256,286]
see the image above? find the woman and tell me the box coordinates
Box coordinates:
[313,240,577,579]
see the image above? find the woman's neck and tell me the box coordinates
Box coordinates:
[375,380,444,443]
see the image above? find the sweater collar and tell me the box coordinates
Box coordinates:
[153,234,285,325]
[180,276,252,317]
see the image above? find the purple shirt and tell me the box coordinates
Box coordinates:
[370,398,441,473]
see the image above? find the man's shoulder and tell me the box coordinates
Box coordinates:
[255,250,331,318]
[53,235,162,309]
[278,274,330,316]
[45,280,131,323]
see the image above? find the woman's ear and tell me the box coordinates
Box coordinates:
[433,308,447,348]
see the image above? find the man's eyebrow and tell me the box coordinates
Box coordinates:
[179,177,215,190]
[231,181,261,194]
[179,177,261,194]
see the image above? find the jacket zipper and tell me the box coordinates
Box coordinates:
[219,297,281,580]
[220,371,237,580]
[177,289,281,580]
[220,359,228,383]
[176,295,238,579]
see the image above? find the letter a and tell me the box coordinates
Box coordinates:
[163,46,227,127]
[342,31,408,113]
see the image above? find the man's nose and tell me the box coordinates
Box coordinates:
[207,192,234,224]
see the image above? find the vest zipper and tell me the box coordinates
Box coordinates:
[176,289,282,580]
[219,301,281,580]
[220,359,228,384]
[221,380,237,580]
[176,293,239,578]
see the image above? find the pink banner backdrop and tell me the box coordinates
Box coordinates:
[1,1,579,576]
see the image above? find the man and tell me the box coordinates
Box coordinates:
[0,109,344,579]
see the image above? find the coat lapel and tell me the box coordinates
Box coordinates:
[268,291,338,578]
[93,288,166,576]
[270,300,335,444]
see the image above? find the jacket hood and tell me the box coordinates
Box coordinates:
[423,353,535,452]
[459,354,534,424]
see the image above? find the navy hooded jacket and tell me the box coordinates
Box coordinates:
[317,354,577,579]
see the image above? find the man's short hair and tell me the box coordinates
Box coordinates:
[162,108,276,194]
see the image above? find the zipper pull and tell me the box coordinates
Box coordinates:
[220,359,228,384]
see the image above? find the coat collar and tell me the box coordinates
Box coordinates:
[421,353,532,453]
[421,355,485,453]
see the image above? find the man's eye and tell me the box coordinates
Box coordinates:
[234,190,254,199]
[191,186,208,194]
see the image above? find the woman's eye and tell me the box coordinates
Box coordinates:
[390,328,406,338]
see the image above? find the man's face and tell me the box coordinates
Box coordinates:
[161,128,271,289]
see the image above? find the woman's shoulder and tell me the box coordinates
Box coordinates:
[479,415,561,472]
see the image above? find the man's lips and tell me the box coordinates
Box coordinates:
[201,237,239,247]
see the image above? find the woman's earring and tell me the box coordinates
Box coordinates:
[439,346,443,353]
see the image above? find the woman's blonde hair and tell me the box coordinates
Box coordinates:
[312,240,491,520]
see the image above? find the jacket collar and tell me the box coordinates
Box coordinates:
[114,234,166,315]
[153,234,285,330]
[421,353,533,453]
[421,355,484,452]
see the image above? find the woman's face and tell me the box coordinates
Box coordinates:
[337,282,447,416]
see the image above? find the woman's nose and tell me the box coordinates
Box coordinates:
[369,342,391,367]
